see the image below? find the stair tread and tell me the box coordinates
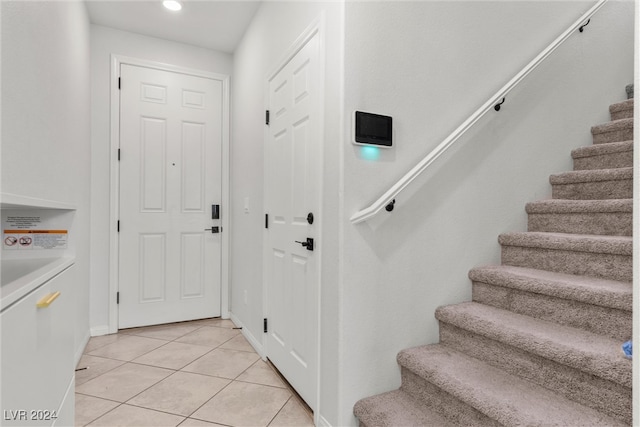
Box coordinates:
[498,231,632,255]
[550,167,633,184]
[354,389,456,427]
[398,344,625,426]
[469,265,631,311]
[609,99,634,113]
[572,140,633,159]
[591,118,633,134]
[435,302,631,387]
[525,198,632,213]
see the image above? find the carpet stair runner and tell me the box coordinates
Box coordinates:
[354,88,634,426]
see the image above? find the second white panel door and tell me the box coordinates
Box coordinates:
[265,30,322,410]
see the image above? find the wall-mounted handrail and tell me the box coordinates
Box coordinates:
[350,0,608,224]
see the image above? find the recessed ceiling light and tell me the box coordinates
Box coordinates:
[163,0,182,12]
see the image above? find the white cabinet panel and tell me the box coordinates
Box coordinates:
[1,265,75,426]
[52,378,75,427]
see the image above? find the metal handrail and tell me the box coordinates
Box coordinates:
[350,0,608,224]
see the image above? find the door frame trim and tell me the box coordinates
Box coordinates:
[108,55,231,333]
[262,14,326,417]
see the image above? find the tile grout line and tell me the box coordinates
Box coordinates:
[266,395,294,427]
[86,402,188,427]
[181,356,287,424]
[99,328,209,415]
[181,377,235,422]
[84,336,173,364]
[75,357,125,386]
[183,337,271,421]
[79,320,229,386]
[75,390,124,426]
[77,326,191,425]
[76,397,124,427]
[78,319,300,426]
[84,323,242,424]
[173,332,241,375]
[265,359,314,419]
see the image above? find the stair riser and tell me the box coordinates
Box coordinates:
[551,179,633,200]
[610,109,633,121]
[592,128,634,144]
[354,390,456,427]
[400,368,501,427]
[439,323,632,424]
[501,246,632,282]
[609,99,634,121]
[527,212,632,236]
[573,151,633,170]
[472,282,632,340]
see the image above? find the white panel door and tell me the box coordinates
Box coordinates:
[119,64,222,329]
[265,31,321,409]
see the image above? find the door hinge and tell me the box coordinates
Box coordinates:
[265,213,269,229]
[118,148,121,161]
[117,220,120,232]
[118,77,121,90]
[264,318,268,333]
[116,292,120,304]
[265,110,270,125]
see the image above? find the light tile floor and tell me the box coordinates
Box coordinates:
[75,318,315,427]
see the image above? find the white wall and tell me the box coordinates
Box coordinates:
[231,2,344,424]
[1,1,92,358]
[340,1,634,425]
[89,25,233,334]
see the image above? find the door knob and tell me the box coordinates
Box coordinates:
[295,238,314,251]
[205,226,220,233]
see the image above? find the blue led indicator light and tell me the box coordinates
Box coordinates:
[361,146,381,161]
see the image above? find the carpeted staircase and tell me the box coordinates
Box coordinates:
[354,89,634,426]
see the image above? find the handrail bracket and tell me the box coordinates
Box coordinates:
[385,199,396,212]
[579,18,590,32]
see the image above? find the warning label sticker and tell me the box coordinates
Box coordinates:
[2,211,72,251]
[3,230,68,250]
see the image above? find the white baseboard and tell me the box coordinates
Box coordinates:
[74,329,91,366]
[229,312,265,359]
[90,325,111,337]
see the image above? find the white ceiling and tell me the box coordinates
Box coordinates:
[85,0,262,53]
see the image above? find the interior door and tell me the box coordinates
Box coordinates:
[265,31,321,409]
[118,64,222,329]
